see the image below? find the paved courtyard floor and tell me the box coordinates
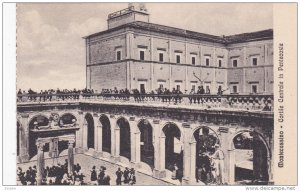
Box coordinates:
[17,153,174,186]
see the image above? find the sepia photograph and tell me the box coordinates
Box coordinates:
[7,2,295,188]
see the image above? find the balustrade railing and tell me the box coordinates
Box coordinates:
[16,93,273,112]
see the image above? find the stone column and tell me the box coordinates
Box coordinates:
[36,141,45,185]
[153,119,166,178]
[68,140,75,174]
[227,149,235,184]
[19,113,29,162]
[129,117,138,164]
[110,115,120,162]
[190,141,197,184]
[82,120,88,152]
[97,124,103,154]
[93,113,99,153]
[182,123,191,185]
[75,111,84,153]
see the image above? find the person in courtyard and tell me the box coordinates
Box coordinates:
[128,168,136,185]
[115,167,123,185]
[123,167,130,184]
[98,166,106,185]
[171,163,178,180]
[90,166,98,185]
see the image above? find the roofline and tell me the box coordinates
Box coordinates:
[83,21,273,45]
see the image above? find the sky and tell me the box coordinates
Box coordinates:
[16,3,273,91]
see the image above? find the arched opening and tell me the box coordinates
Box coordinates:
[193,126,220,184]
[117,118,131,160]
[17,122,20,156]
[233,131,269,184]
[100,115,111,153]
[58,140,68,156]
[28,115,49,159]
[138,119,154,168]
[60,113,77,126]
[162,123,183,172]
[85,114,94,149]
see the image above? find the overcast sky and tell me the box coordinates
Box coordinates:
[17,3,273,91]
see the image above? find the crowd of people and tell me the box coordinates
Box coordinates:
[17,85,227,103]
[17,159,137,186]
[17,160,86,185]
[90,166,136,186]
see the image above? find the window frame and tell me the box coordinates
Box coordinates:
[191,55,196,65]
[252,56,259,66]
[175,53,181,64]
[232,59,238,68]
[158,51,164,62]
[204,56,210,66]
[116,49,122,61]
[217,58,222,67]
[251,84,258,94]
[139,49,145,61]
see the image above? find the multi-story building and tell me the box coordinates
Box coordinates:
[84,4,273,95]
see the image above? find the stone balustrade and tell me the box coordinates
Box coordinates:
[16,93,273,111]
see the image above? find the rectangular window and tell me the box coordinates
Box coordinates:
[116,50,121,61]
[191,85,196,91]
[140,50,145,61]
[232,59,238,67]
[232,85,238,93]
[252,85,257,94]
[252,57,258,66]
[176,55,181,64]
[191,56,196,65]
[176,85,181,91]
[205,58,210,66]
[159,52,164,62]
[159,84,164,89]
[218,59,222,67]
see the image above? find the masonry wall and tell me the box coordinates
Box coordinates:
[86,29,273,95]
[227,40,273,94]
[88,62,127,92]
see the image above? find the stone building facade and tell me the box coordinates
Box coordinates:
[84,5,273,95]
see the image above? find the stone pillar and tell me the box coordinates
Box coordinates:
[19,113,29,162]
[182,123,191,185]
[68,140,75,174]
[227,149,235,184]
[110,115,120,162]
[93,113,99,153]
[158,135,166,171]
[75,111,84,153]
[153,119,166,178]
[97,124,103,154]
[82,120,88,152]
[135,131,141,164]
[36,141,45,185]
[129,117,138,164]
[190,141,197,184]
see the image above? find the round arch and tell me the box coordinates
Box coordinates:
[190,126,220,145]
[190,126,221,184]
[229,130,271,156]
[161,122,183,172]
[231,129,270,184]
[137,119,154,168]
[117,117,131,160]
[84,113,95,149]
[99,114,111,154]
[28,114,49,129]
[60,113,77,125]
